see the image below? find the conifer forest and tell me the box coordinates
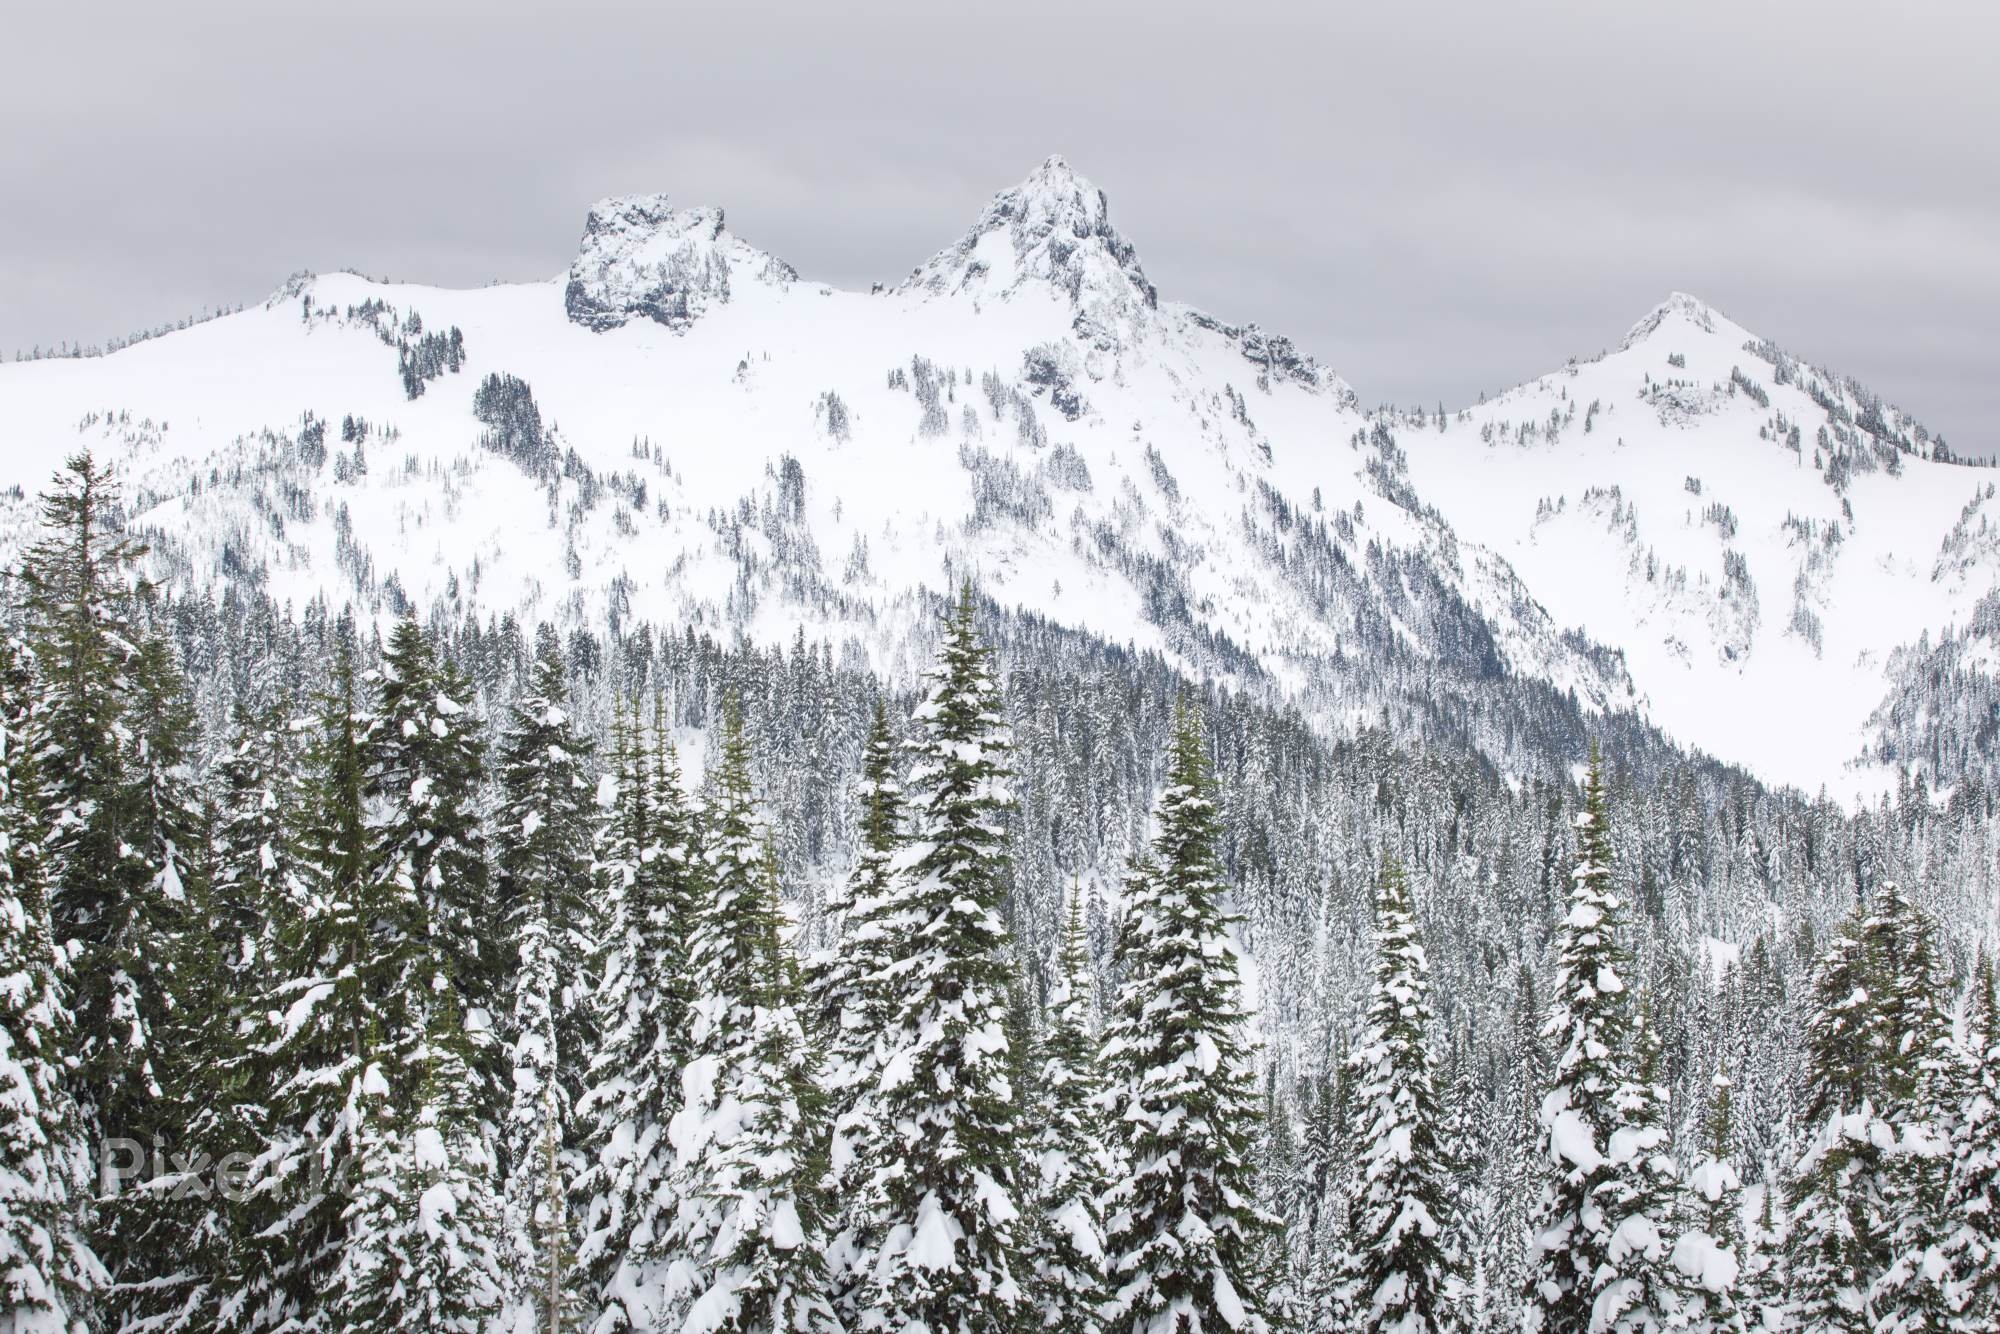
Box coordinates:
[6,448,2000,1334]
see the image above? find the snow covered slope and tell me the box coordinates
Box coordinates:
[1393,292,1996,793]
[0,158,1987,794]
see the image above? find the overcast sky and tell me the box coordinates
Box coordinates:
[6,1,1994,453]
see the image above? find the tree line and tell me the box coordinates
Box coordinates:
[2,452,1999,1333]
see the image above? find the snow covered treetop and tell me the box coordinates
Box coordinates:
[564,194,798,334]
[899,155,1159,329]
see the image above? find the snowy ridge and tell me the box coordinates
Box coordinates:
[0,158,1989,795]
[1389,286,1996,793]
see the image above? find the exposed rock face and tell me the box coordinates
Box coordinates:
[898,156,1162,357]
[1184,311,1355,401]
[564,194,797,333]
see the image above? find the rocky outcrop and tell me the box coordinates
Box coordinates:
[564,195,796,333]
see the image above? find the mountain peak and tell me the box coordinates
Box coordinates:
[1619,290,1728,351]
[899,156,1157,341]
[565,193,797,334]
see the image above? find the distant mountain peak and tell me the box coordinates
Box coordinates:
[565,193,797,334]
[899,156,1158,340]
[1619,290,1731,351]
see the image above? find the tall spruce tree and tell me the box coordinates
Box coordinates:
[1023,887,1110,1333]
[1099,703,1277,1334]
[1785,916,1886,1334]
[140,698,304,1334]
[0,636,104,1332]
[236,618,376,1333]
[497,626,599,1329]
[1672,1077,1747,1334]
[331,1050,409,1334]
[1941,960,2000,1328]
[856,587,1028,1333]
[1595,1011,1687,1333]
[1298,1064,1359,1334]
[18,453,189,1226]
[1870,883,1960,1334]
[803,700,906,1318]
[400,987,510,1333]
[665,703,837,1333]
[575,701,701,1332]
[363,619,496,1095]
[333,990,507,1334]
[1524,747,1683,1334]
[1348,855,1454,1334]
[229,628,374,1334]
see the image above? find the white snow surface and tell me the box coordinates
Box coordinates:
[0,164,1987,795]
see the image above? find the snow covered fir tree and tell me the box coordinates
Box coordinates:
[5,298,2000,1334]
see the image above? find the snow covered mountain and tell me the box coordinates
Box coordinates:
[1,156,1989,795]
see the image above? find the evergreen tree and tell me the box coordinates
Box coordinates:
[400,989,510,1334]
[236,621,385,1332]
[1348,855,1454,1333]
[857,587,1028,1333]
[1596,1011,1687,1333]
[18,452,193,1252]
[1298,1062,1361,1334]
[330,1051,408,1334]
[1736,1178,1781,1334]
[803,701,906,1317]
[508,888,584,1334]
[1023,887,1110,1333]
[1524,747,1683,1334]
[209,700,306,996]
[333,991,507,1333]
[1099,703,1277,1334]
[575,702,701,1333]
[1672,1078,1747,1333]
[1785,917,1888,1334]
[1436,1046,1498,1330]
[1870,884,1960,1334]
[362,618,496,1101]
[0,637,104,1332]
[497,627,599,1328]
[120,632,271,1334]
[123,698,307,1333]
[665,704,837,1333]
[1941,960,2000,1329]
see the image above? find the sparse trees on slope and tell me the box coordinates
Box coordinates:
[857,587,1028,1334]
[1099,703,1278,1334]
[1348,855,1454,1334]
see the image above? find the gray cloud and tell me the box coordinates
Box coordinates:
[5,0,1993,453]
